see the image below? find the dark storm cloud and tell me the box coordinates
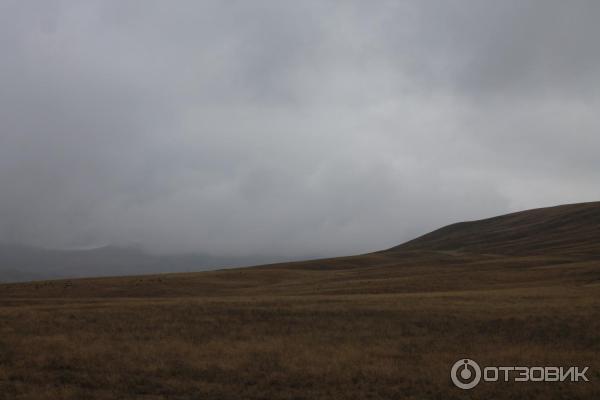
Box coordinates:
[1,0,599,257]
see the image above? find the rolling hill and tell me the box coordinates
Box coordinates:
[3,201,598,298]
[388,201,600,257]
[0,202,599,399]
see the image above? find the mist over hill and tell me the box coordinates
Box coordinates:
[0,244,295,282]
[3,201,599,289]
[2,201,599,399]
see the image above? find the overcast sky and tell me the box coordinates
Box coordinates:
[1,0,599,257]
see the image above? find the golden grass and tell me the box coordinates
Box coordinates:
[3,200,600,399]
[0,263,599,399]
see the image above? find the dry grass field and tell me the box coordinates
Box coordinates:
[1,202,599,399]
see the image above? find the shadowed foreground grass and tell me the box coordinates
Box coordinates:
[0,284,598,399]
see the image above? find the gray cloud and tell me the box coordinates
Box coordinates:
[1,0,599,258]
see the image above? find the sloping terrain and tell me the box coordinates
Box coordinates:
[3,202,599,298]
[0,202,599,399]
[389,201,600,257]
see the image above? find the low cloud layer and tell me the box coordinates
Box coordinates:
[1,0,599,257]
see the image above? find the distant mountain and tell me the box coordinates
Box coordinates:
[387,201,600,257]
[0,244,291,282]
[3,201,600,298]
[4,202,600,285]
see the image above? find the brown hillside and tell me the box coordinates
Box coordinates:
[1,202,599,399]
[2,202,599,299]
[388,201,600,257]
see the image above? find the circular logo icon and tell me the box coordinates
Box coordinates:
[451,359,481,390]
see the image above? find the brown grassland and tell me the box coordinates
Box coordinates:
[0,202,599,399]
